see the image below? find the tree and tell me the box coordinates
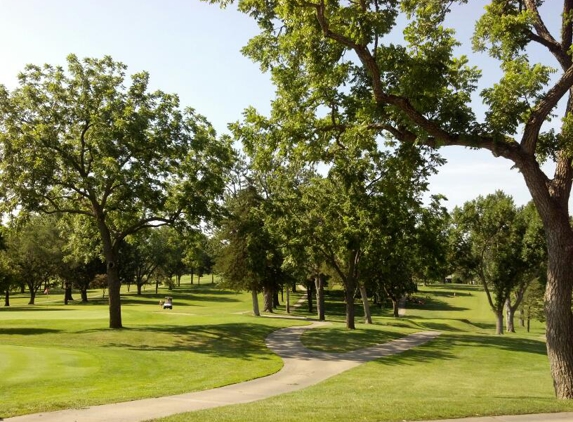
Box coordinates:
[451,192,543,335]
[505,201,547,332]
[5,215,64,305]
[214,186,286,315]
[210,0,573,398]
[0,55,234,328]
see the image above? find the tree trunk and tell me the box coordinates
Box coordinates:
[4,289,9,306]
[345,284,356,329]
[94,211,123,329]
[137,283,142,295]
[273,290,279,308]
[495,309,504,335]
[211,273,214,284]
[314,274,325,321]
[64,283,73,304]
[392,298,399,318]
[359,284,373,324]
[306,284,313,313]
[28,286,35,305]
[506,305,515,333]
[263,286,273,312]
[251,288,260,316]
[286,286,290,314]
[190,269,194,284]
[80,287,88,303]
[520,308,525,327]
[544,224,573,399]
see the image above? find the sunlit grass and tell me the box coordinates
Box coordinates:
[0,282,306,417]
[152,284,573,422]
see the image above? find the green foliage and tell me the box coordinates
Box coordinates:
[0,55,234,326]
[215,186,287,293]
[0,54,233,231]
[450,192,546,331]
[4,215,65,303]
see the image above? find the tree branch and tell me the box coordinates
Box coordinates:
[521,63,573,154]
[524,0,570,69]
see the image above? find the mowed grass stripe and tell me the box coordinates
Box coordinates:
[0,345,99,386]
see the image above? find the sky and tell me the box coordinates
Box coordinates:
[0,0,564,210]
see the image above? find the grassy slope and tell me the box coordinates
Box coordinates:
[153,284,573,422]
[0,281,306,417]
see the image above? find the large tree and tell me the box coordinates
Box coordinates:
[211,0,573,398]
[0,55,233,328]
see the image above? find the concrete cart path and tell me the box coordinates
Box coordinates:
[5,322,439,422]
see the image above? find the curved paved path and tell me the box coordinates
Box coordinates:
[5,322,439,422]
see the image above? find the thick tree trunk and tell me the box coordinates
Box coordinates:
[137,283,143,295]
[95,216,122,329]
[314,274,325,321]
[80,287,88,303]
[107,264,122,328]
[4,289,9,306]
[64,283,73,305]
[28,286,35,305]
[544,223,573,399]
[392,298,399,318]
[506,305,515,333]
[262,286,273,312]
[306,284,313,313]
[495,309,504,335]
[251,289,260,316]
[359,284,372,324]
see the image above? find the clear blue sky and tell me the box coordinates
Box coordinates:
[0,0,562,209]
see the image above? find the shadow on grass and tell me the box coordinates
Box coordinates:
[101,323,281,361]
[371,332,548,368]
[302,326,406,353]
[0,327,62,335]
[406,296,469,312]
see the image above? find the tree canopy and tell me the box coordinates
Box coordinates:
[209,0,573,399]
[0,55,235,327]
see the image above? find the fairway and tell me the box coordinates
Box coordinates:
[2,282,573,421]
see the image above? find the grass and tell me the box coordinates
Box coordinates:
[0,280,306,417]
[3,282,573,421]
[151,284,573,422]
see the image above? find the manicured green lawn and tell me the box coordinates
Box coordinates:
[0,282,305,417]
[3,282,573,421]
[152,285,573,422]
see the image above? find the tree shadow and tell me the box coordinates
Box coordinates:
[100,323,286,361]
[0,327,62,335]
[407,296,469,312]
[370,331,547,368]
